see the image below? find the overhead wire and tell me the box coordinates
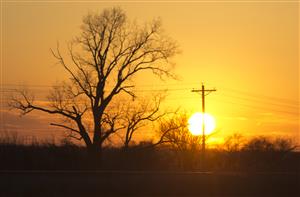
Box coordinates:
[1,83,298,114]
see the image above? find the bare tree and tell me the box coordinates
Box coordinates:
[223,133,245,152]
[9,7,178,154]
[154,113,202,151]
[119,94,168,150]
[153,113,206,169]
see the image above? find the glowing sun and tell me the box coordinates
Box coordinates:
[188,113,216,136]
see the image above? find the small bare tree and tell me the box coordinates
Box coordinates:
[119,94,168,150]
[154,113,205,169]
[223,133,245,152]
[154,113,202,151]
[10,7,178,154]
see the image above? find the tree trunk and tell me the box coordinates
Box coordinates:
[92,128,102,156]
[123,139,129,151]
[81,131,93,148]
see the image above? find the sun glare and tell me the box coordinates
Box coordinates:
[188,113,216,136]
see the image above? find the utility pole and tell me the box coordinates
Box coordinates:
[192,83,216,169]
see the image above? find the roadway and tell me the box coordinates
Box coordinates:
[0,170,299,196]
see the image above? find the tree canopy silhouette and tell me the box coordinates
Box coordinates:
[10,7,179,154]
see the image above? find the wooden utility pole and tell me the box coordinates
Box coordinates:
[191,83,216,168]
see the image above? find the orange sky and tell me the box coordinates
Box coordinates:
[1,1,299,144]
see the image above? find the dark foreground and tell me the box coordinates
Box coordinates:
[0,171,299,197]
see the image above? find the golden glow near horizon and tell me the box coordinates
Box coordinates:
[188,113,216,136]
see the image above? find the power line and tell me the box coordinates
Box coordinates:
[1,83,298,113]
[219,92,298,109]
[1,82,298,103]
[209,97,298,116]
[1,92,297,112]
[219,86,299,104]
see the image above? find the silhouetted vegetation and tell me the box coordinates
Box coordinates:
[0,134,298,172]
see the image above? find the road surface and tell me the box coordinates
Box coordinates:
[0,171,299,196]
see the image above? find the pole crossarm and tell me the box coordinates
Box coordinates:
[191,89,216,93]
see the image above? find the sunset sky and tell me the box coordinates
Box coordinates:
[1,1,299,144]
